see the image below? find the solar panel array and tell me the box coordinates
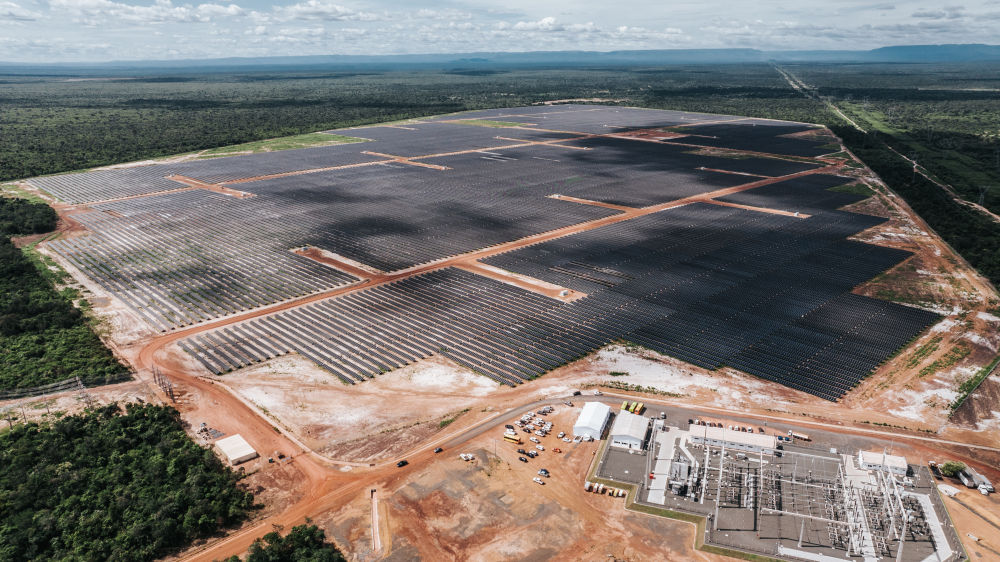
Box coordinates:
[482,203,938,400]
[182,202,937,400]
[31,105,939,400]
[46,190,359,330]
[29,167,184,203]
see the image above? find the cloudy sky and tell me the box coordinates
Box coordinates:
[1,0,998,63]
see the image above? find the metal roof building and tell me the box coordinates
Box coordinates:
[858,450,908,476]
[688,425,776,454]
[573,402,611,439]
[609,411,649,450]
[215,434,259,465]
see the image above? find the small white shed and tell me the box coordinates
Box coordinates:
[215,434,259,465]
[573,402,611,439]
[609,411,649,450]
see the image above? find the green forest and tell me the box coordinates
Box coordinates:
[224,524,347,562]
[0,196,129,390]
[0,403,255,561]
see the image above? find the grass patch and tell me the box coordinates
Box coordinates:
[919,344,971,378]
[607,371,630,377]
[906,335,942,368]
[828,183,874,197]
[599,380,685,398]
[951,354,1000,413]
[439,408,470,428]
[1,184,48,205]
[200,132,366,157]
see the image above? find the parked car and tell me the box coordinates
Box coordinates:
[538,468,550,477]
[518,457,528,463]
[396,460,409,468]
[562,437,571,442]
[527,451,538,458]
[536,445,544,451]
[505,424,515,430]
[433,447,443,453]
[553,448,562,453]
[557,432,565,438]
[517,448,527,454]
[530,437,540,444]
[533,477,545,485]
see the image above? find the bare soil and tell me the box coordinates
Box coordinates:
[315,408,723,562]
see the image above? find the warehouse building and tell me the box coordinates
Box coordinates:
[609,411,650,450]
[858,450,908,476]
[215,434,259,465]
[573,402,611,439]
[688,425,776,454]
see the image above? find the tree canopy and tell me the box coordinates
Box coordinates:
[225,524,347,562]
[0,196,129,390]
[0,403,255,561]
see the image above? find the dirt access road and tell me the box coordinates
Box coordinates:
[125,120,844,559]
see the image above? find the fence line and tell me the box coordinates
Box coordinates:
[0,372,133,402]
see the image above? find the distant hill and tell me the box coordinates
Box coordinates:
[2,44,999,74]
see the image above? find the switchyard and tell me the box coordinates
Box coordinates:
[594,409,963,562]
[30,105,941,400]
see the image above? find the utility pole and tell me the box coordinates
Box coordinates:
[978,185,993,206]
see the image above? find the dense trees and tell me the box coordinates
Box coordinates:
[0,403,255,561]
[0,66,812,181]
[0,196,56,235]
[834,126,1000,287]
[0,196,129,390]
[224,524,347,562]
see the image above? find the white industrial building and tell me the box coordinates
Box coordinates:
[573,402,611,439]
[688,425,776,454]
[215,434,259,465]
[609,411,649,449]
[858,450,908,476]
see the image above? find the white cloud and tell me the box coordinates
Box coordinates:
[512,16,559,31]
[271,0,378,22]
[49,0,245,25]
[0,0,39,21]
[2,0,1000,63]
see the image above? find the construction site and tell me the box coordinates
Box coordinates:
[5,104,999,561]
